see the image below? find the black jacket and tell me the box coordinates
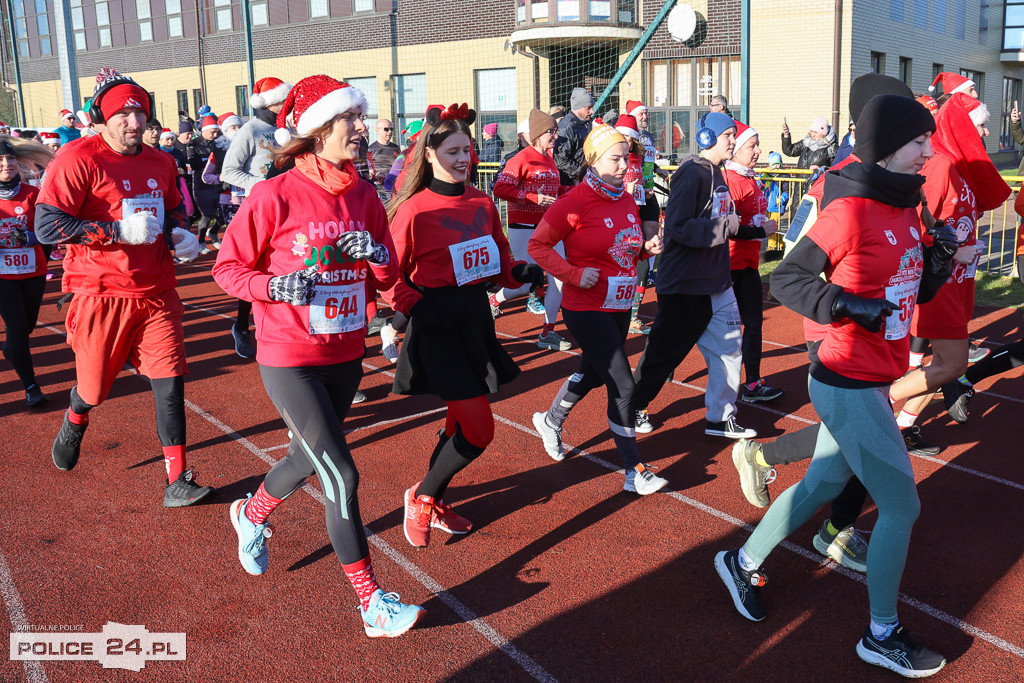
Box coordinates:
[553,111,591,184]
[480,135,505,163]
[781,133,837,170]
[656,154,741,296]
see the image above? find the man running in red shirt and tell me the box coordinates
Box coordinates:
[36,68,212,508]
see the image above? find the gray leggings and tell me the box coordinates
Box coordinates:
[742,376,920,623]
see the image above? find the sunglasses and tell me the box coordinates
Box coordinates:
[381,127,393,131]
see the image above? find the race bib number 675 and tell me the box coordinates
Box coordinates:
[449,235,500,286]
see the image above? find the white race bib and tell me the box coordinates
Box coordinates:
[603,275,636,310]
[710,187,732,219]
[121,196,165,227]
[884,277,920,341]
[0,247,35,275]
[308,282,365,335]
[449,235,501,286]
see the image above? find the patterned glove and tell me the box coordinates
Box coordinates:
[9,227,28,246]
[171,227,200,262]
[117,211,162,245]
[269,265,322,306]
[336,230,389,265]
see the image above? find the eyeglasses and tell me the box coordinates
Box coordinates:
[545,129,558,136]
[381,127,393,131]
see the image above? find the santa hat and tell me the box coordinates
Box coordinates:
[218,112,243,129]
[916,95,939,113]
[929,72,975,96]
[59,109,74,119]
[625,99,647,117]
[40,130,59,141]
[200,115,220,132]
[931,92,1008,212]
[159,128,175,140]
[250,77,293,109]
[273,74,366,145]
[614,114,640,139]
[734,121,758,148]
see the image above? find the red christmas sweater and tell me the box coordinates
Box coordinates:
[808,196,925,384]
[911,153,977,338]
[390,185,521,314]
[36,134,182,297]
[0,184,45,280]
[529,181,646,313]
[492,146,564,226]
[213,170,398,367]
[725,165,768,270]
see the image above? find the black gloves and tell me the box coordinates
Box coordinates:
[269,265,322,306]
[927,219,959,263]
[831,291,896,333]
[336,231,389,265]
[511,263,546,288]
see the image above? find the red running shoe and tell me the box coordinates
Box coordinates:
[431,500,472,535]
[403,483,433,548]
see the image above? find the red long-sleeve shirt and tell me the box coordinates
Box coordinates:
[726,168,768,271]
[492,146,564,226]
[0,184,45,280]
[213,169,398,367]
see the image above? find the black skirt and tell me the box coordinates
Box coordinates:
[393,284,520,401]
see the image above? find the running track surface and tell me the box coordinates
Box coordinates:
[2,257,1023,682]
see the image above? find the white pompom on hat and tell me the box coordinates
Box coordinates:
[273,74,367,145]
[929,71,975,96]
[250,77,293,109]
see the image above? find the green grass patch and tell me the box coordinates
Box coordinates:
[974,271,1024,308]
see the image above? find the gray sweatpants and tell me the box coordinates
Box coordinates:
[696,288,743,423]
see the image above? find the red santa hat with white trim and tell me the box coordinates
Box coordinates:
[39,130,59,142]
[928,72,975,96]
[250,76,293,109]
[218,112,243,129]
[624,99,647,117]
[200,115,220,132]
[734,121,757,148]
[274,74,366,146]
[614,114,640,139]
[59,109,74,119]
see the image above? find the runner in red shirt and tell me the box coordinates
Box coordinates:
[388,104,545,549]
[35,68,209,508]
[0,136,53,407]
[528,122,667,495]
[213,75,424,638]
[888,93,1011,453]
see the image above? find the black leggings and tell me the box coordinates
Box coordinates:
[632,292,713,411]
[259,361,368,564]
[965,339,1024,384]
[731,267,764,382]
[549,309,640,469]
[197,215,217,244]
[0,276,46,389]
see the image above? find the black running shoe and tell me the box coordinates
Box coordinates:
[901,426,941,456]
[856,625,946,678]
[52,413,87,471]
[941,380,973,425]
[714,549,767,622]
[706,417,757,439]
[25,384,47,407]
[231,323,256,359]
[164,469,215,508]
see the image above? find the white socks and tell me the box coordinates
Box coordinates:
[870,619,898,640]
[737,546,758,571]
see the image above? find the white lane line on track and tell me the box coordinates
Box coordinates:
[492,414,1024,660]
[183,399,557,683]
[0,548,50,683]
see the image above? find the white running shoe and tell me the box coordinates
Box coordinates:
[532,411,565,461]
[380,323,400,363]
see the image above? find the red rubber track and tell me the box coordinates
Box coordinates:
[2,258,1023,682]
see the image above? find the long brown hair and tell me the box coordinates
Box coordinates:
[0,135,54,179]
[386,105,477,222]
[268,116,341,168]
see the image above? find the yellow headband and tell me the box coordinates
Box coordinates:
[583,123,627,166]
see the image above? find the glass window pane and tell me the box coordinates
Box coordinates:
[697,58,719,106]
[74,30,85,50]
[71,6,83,29]
[36,13,48,35]
[13,0,23,17]
[354,0,373,10]
[18,40,28,58]
[673,60,692,107]
[647,109,666,156]
[310,0,328,18]
[617,0,634,23]
[40,36,51,54]
[252,2,268,25]
[670,110,691,159]
[728,57,741,108]
[346,77,377,115]
[558,0,579,21]
[139,19,152,40]
[1007,27,1024,50]
[137,0,150,19]
[34,0,45,14]
[99,26,111,46]
[166,0,180,13]
[395,73,426,118]
[477,68,517,111]
[590,1,610,20]
[15,18,27,38]
[217,7,232,29]
[169,15,182,35]
[1009,6,1024,25]
[214,0,229,5]
[651,61,668,107]
[532,0,548,20]
[96,2,109,25]
[517,0,525,23]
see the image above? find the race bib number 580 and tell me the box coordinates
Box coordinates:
[0,248,35,275]
[603,275,635,310]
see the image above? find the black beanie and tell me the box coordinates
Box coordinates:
[854,94,936,165]
[849,73,913,125]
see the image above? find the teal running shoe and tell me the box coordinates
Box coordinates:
[229,496,272,576]
[359,590,425,638]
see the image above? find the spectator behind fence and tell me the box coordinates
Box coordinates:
[368,119,399,185]
[553,87,594,185]
[710,94,731,116]
[480,122,504,163]
[781,116,836,172]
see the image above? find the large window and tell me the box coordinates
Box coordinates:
[347,77,378,135]
[176,90,189,116]
[13,0,28,58]
[235,85,249,117]
[214,0,232,31]
[1005,0,1024,51]
[137,0,152,42]
[354,0,374,11]
[871,51,885,74]
[193,89,205,114]
[395,74,426,147]
[557,0,579,21]
[96,0,111,47]
[646,56,741,161]
[34,0,51,56]
[1001,77,1022,151]
[960,69,984,98]
[310,0,329,18]
[71,0,85,51]
[899,57,912,84]
[251,0,268,25]
[167,0,184,37]
[476,68,517,157]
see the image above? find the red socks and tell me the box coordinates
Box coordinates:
[162,445,186,483]
[542,322,555,335]
[342,556,381,610]
[245,483,284,524]
[67,408,89,426]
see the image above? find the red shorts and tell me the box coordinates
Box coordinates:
[911,276,973,340]
[65,290,187,405]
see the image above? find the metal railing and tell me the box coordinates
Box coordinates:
[476,163,1023,279]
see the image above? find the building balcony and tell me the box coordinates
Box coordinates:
[511,0,643,47]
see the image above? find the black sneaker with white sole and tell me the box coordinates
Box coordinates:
[714,549,767,622]
[856,625,946,678]
[164,469,215,508]
[706,417,757,439]
[52,413,87,471]
[901,426,941,456]
[940,380,973,424]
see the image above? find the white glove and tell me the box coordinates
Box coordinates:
[171,227,200,262]
[118,211,162,245]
